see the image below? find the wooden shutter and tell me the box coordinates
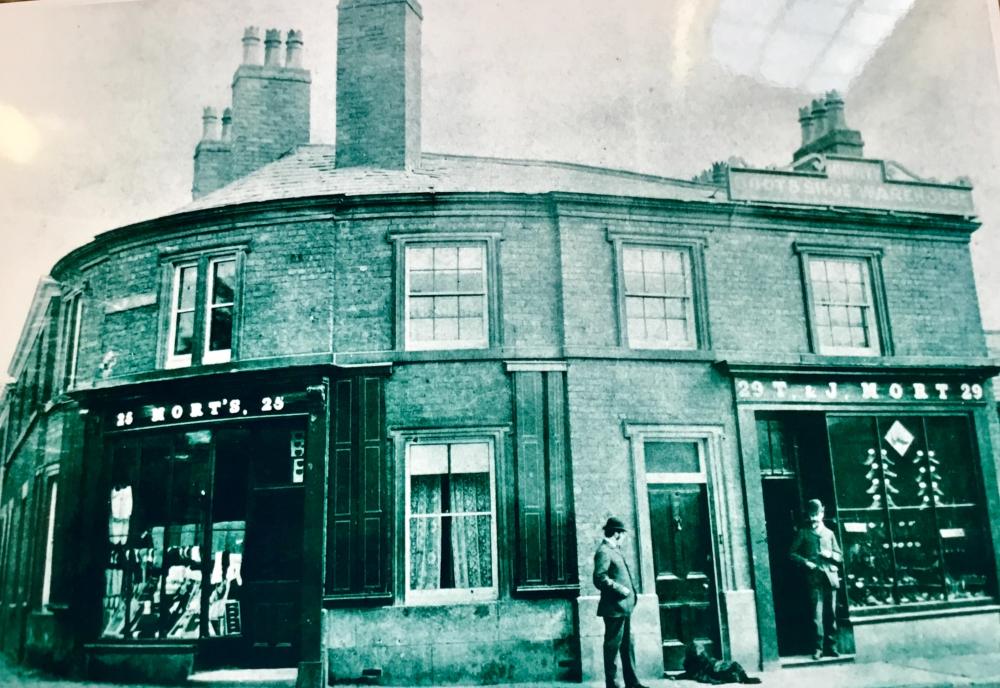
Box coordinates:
[327,374,390,601]
[513,370,577,592]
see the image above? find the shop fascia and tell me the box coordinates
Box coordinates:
[735,378,986,404]
[109,390,311,430]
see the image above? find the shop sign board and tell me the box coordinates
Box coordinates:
[108,389,311,431]
[728,163,975,216]
[734,378,985,404]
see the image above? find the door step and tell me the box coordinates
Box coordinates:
[188,667,297,688]
[780,653,855,668]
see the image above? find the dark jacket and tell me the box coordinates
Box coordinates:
[790,522,843,589]
[593,539,637,617]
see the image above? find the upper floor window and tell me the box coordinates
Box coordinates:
[395,236,499,351]
[404,437,498,604]
[61,292,83,389]
[610,234,709,351]
[164,253,240,369]
[797,244,890,357]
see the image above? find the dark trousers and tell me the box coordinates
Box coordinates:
[808,578,837,653]
[602,614,638,688]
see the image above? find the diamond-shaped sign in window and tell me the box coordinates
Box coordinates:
[884,420,915,457]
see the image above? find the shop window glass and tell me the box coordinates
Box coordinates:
[62,293,83,388]
[101,433,211,640]
[404,244,488,350]
[406,441,496,602]
[829,414,992,610]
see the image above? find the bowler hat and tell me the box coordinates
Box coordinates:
[806,499,824,516]
[603,517,627,533]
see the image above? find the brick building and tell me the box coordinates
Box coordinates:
[1,1,998,686]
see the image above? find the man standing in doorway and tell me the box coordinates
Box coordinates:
[593,517,648,688]
[790,499,843,660]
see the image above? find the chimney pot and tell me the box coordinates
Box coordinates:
[242,26,262,65]
[221,107,233,142]
[798,105,815,146]
[286,29,304,69]
[264,28,283,67]
[824,90,847,131]
[810,98,828,139]
[201,106,220,141]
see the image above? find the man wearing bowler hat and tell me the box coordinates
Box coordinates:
[594,516,648,688]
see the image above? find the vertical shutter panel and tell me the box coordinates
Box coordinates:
[515,371,546,585]
[327,374,390,600]
[513,370,578,591]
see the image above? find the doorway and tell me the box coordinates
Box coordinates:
[640,437,722,672]
[756,412,853,659]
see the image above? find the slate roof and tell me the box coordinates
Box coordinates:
[179,146,720,213]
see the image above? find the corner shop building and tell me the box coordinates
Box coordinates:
[1,1,998,686]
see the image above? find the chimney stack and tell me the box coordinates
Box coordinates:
[335,0,423,170]
[193,27,311,197]
[229,26,311,179]
[793,90,864,162]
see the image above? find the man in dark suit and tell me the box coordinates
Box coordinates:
[593,517,648,688]
[790,499,843,660]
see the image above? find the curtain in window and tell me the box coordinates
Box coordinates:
[409,476,442,590]
[449,473,492,589]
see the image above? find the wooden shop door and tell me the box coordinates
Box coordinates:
[647,483,721,671]
[240,420,306,667]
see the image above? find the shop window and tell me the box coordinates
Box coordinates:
[405,438,498,603]
[828,414,993,610]
[796,244,890,357]
[609,235,709,350]
[164,252,241,369]
[61,292,83,389]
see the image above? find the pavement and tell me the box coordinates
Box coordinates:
[0,652,998,688]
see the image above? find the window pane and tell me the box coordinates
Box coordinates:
[410,296,433,318]
[208,306,233,352]
[457,269,483,292]
[645,441,699,473]
[409,515,442,590]
[212,260,236,305]
[408,247,433,269]
[410,319,433,342]
[409,444,448,475]
[458,296,482,317]
[623,247,643,272]
[435,247,458,269]
[627,318,646,342]
[433,270,458,293]
[434,318,458,341]
[458,317,483,340]
[450,514,493,588]
[434,296,458,318]
[624,270,645,293]
[410,270,435,294]
[174,312,195,356]
[458,246,483,269]
[451,443,489,473]
[178,265,197,311]
[410,475,444,514]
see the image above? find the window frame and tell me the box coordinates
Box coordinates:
[391,233,502,352]
[609,233,710,351]
[795,242,892,357]
[395,427,505,605]
[60,291,84,390]
[160,247,246,369]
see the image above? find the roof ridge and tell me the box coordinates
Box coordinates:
[421,151,716,189]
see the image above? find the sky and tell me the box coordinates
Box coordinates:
[1,0,999,374]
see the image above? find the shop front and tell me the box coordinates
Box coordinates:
[725,365,1000,665]
[78,371,329,681]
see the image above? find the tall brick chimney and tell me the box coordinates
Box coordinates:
[793,90,864,162]
[192,28,312,198]
[336,0,422,170]
[230,27,311,179]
